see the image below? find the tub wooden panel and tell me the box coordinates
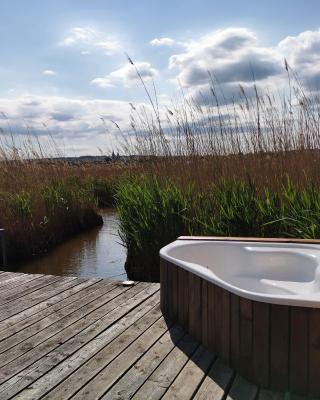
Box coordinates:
[160,259,320,397]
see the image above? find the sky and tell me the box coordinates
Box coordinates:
[1,0,320,155]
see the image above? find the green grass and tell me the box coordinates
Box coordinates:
[117,175,320,281]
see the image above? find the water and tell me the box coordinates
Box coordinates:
[16,209,127,279]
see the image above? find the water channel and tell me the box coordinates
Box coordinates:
[16,209,127,280]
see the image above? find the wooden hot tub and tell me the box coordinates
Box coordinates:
[160,236,320,397]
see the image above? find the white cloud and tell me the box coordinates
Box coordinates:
[60,27,120,55]
[278,29,320,91]
[150,37,175,47]
[168,28,283,89]
[42,70,57,76]
[91,62,158,88]
[0,94,136,155]
[165,26,320,103]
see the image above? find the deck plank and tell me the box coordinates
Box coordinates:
[0,278,102,340]
[0,272,24,284]
[0,274,63,306]
[194,358,235,400]
[101,323,186,400]
[0,283,146,383]
[0,276,85,320]
[0,284,159,399]
[0,278,101,333]
[132,333,199,400]
[14,296,162,400]
[161,345,215,399]
[0,280,118,353]
[71,315,172,400]
[0,281,124,368]
[0,272,42,291]
[0,270,298,400]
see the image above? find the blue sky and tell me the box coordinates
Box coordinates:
[1,0,320,155]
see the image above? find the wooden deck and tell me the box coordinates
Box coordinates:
[0,270,292,400]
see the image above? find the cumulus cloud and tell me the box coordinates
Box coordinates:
[168,28,283,90]
[278,29,320,91]
[60,27,120,55]
[165,26,320,103]
[150,37,176,47]
[42,70,57,76]
[91,62,158,88]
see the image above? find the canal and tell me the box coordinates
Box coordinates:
[16,209,127,280]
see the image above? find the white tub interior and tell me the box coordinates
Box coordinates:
[160,240,320,306]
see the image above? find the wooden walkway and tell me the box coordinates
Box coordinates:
[0,270,292,399]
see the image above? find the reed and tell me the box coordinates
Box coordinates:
[115,60,320,280]
[117,176,320,281]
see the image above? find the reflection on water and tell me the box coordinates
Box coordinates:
[17,209,127,279]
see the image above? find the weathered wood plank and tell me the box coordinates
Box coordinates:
[166,262,174,319]
[0,276,85,320]
[290,306,308,395]
[201,279,208,347]
[0,278,99,331]
[161,345,215,399]
[0,280,118,353]
[132,333,199,400]
[0,269,307,399]
[221,289,230,364]
[14,295,162,400]
[194,358,234,400]
[0,278,102,340]
[0,283,145,378]
[0,275,63,306]
[0,272,24,285]
[188,273,202,341]
[269,304,289,391]
[308,308,320,398]
[160,258,167,313]
[207,281,215,351]
[171,263,179,320]
[253,301,269,387]
[0,284,159,399]
[71,316,172,400]
[0,282,125,368]
[214,285,223,358]
[239,298,253,380]
[178,267,188,329]
[230,293,240,370]
[0,273,42,291]
[101,324,186,400]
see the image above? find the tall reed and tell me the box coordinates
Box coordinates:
[117,176,320,281]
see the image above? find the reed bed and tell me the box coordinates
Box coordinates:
[116,61,320,280]
[2,60,320,281]
[0,148,126,264]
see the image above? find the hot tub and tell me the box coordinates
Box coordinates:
[160,237,320,397]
